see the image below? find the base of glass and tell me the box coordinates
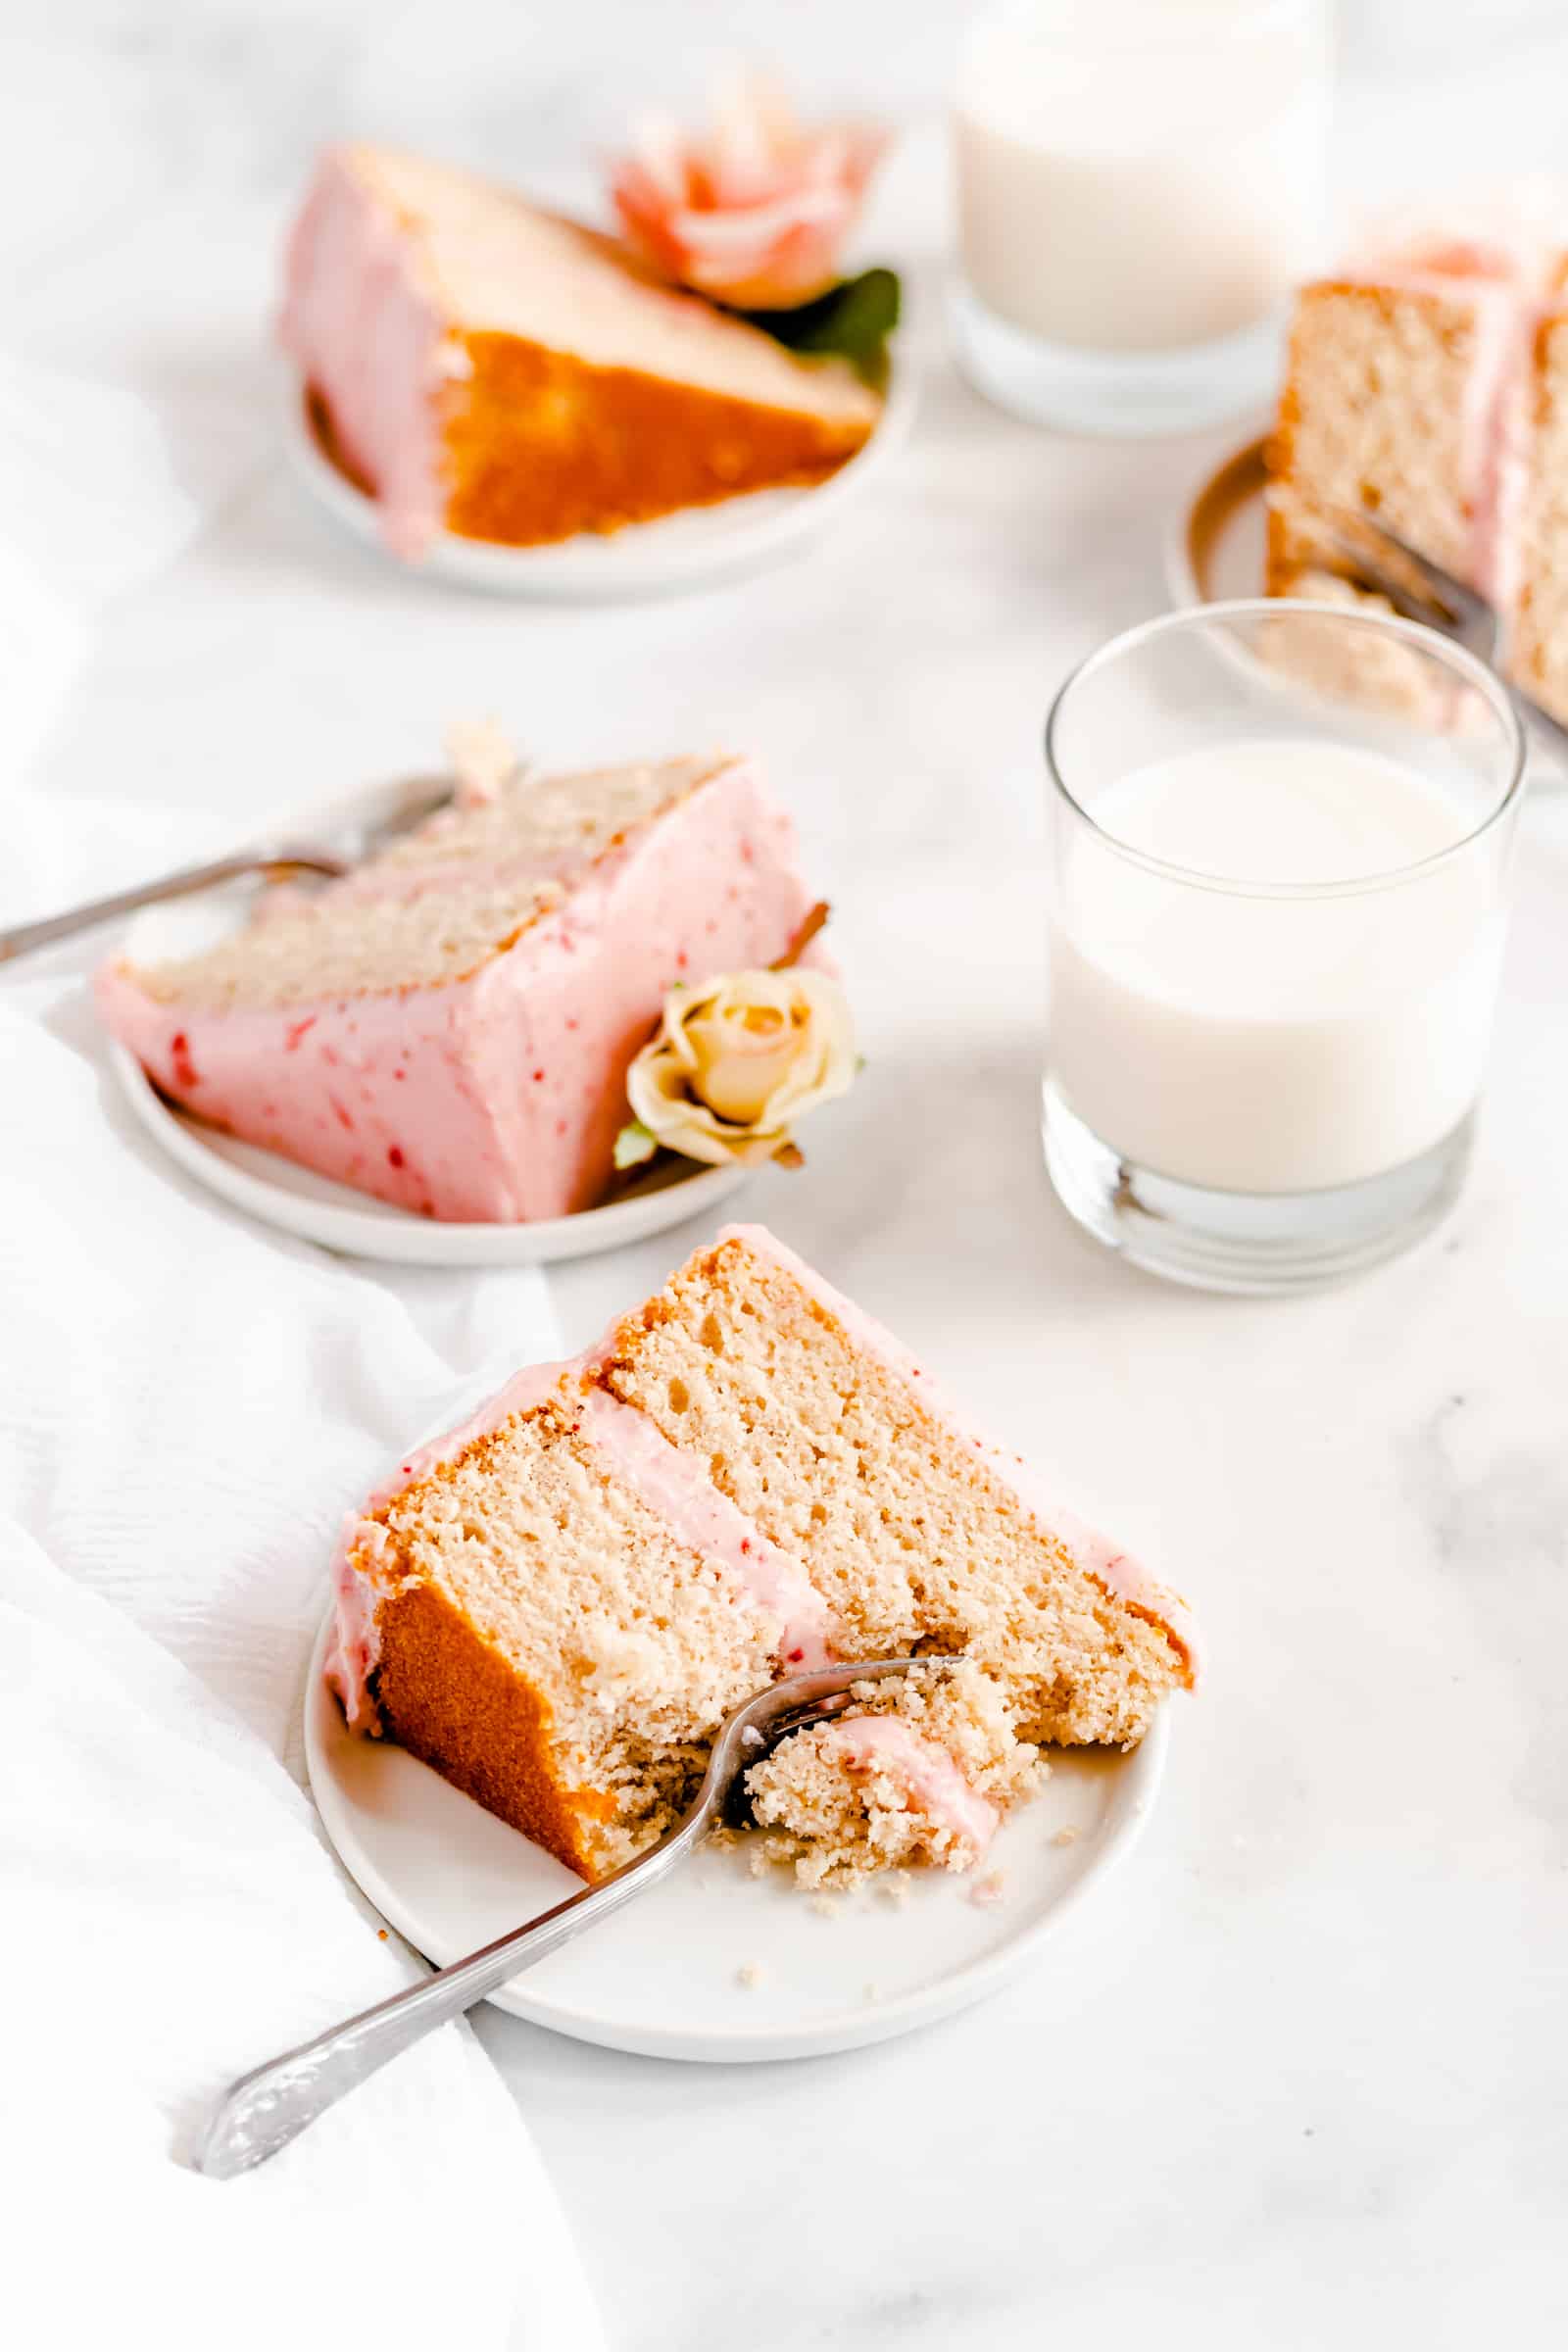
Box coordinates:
[950,284,1284,438]
[1041,1082,1475,1295]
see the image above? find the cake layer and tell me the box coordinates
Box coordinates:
[281,147,881,555]
[118,759,723,1009]
[350,759,712,892]
[598,1226,1196,1746]
[1267,279,1491,597]
[97,755,819,1222]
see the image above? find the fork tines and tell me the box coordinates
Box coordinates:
[1322,504,1494,649]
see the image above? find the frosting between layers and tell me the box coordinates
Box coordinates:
[814,1716,1000,1855]
[575,1389,832,1668]
[720,1223,1200,1677]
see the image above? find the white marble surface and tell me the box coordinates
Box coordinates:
[10,4,1568,2345]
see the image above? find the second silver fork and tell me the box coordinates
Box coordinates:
[1324,504,1568,758]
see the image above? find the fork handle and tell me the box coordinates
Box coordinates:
[195,1817,701,2180]
[0,851,346,966]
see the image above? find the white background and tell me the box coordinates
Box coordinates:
[6,4,1568,2347]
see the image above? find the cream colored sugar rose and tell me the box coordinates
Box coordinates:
[624,968,856,1167]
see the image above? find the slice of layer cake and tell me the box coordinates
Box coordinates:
[326,1227,1197,1886]
[96,756,819,1223]
[1266,208,1568,722]
[281,146,882,557]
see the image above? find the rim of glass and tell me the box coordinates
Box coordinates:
[963,0,1321,62]
[1043,599,1528,901]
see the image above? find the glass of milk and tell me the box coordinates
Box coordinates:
[1042,602,1526,1292]
[952,0,1331,433]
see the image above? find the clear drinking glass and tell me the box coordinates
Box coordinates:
[1041,602,1527,1292]
[951,0,1331,434]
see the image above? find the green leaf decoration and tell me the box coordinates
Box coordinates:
[612,1119,660,1172]
[737,269,902,382]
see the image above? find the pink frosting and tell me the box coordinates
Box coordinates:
[97,760,817,1225]
[721,1224,1199,1678]
[816,1716,1000,1855]
[575,1389,832,1667]
[279,149,451,557]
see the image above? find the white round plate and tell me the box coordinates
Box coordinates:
[304,1607,1168,2063]
[286,358,916,600]
[1164,429,1271,612]
[108,869,747,1267]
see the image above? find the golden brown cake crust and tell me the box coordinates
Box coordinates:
[372,1578,615,1881]
[439,331,872,548]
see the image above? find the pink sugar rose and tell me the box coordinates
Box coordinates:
[611,73,888,311]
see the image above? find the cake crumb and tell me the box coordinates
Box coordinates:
[741,1659,1043,1889]
[1051,1826,1079,1848]
[969,1869,1006,1907]
[876,1871,912,1908]
[736,1962,763,1989]
[808,1894,840,1920]
[863,1982,881,2003]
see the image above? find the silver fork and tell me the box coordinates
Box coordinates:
[0,774,457,966]
[1323,505,1568,757]
[195,1654,939,2180]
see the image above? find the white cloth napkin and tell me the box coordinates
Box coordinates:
[1,802,604,2338]
[0,355,256,786]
